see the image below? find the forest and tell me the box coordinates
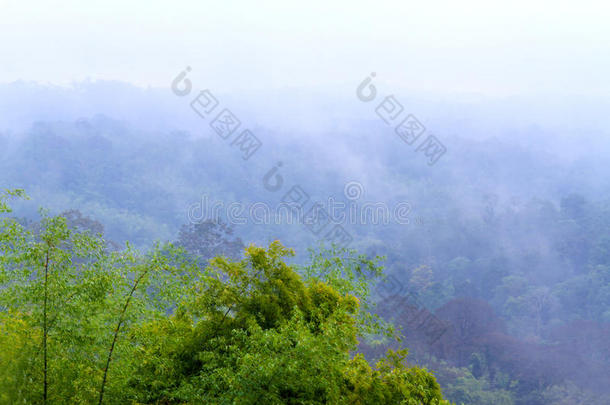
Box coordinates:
[3,1,609,403]
[1,105,609,403]
[1,189,452,404]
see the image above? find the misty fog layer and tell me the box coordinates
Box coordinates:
[2,79,610,404]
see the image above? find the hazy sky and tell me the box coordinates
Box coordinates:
[1,0,608,97]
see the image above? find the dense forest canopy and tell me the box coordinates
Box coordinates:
[2,99,610,403]
[1,190,453,404]
[3,1,610,403]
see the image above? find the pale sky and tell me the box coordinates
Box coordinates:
[1,0,609,97]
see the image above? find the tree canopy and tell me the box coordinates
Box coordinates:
[0,190,451,404]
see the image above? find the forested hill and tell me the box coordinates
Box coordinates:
[2,113,610,403]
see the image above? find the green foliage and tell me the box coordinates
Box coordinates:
[424,359,516,405]
[300,244,394,340]
[0,194,452,404]
[126,241,451,404]
[0,194,202,404]
[0,188,29,213]
[345,350,450,405]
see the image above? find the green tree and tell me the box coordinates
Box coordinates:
[126,241,452,404]
[0,190,201,404]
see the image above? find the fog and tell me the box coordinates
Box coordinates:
[1,2,610,404]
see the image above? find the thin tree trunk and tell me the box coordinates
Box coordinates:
[43,248,50,404]
[98,270,148,405]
